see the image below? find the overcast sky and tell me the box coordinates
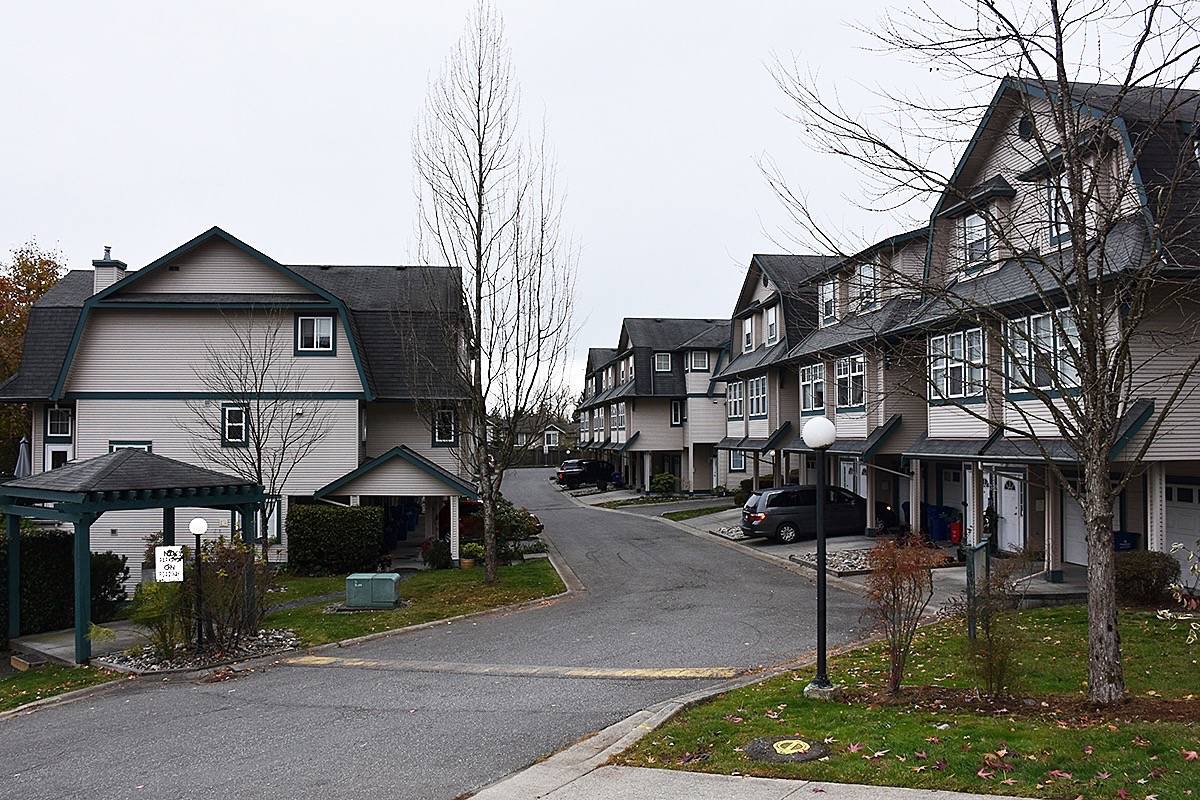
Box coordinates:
[1,1,936,384]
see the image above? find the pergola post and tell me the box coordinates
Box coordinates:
[7,514,20,641]
[240,504,258,631]
[162,507,175,547]
[73,516,94,664]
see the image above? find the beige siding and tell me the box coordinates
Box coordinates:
[747,417,770,438]
[835,411,868,439]
[131,239,312,294]
[686,396,726,444]
[773,367,797,432]
[364,402,462,473]
[875,351,928,454]
[1124,299,1200,460]
[628,398,682,450]
[928,404,990,438]
[1004,397,1070,438]
[337,458,469,497]
[65,308,364,393]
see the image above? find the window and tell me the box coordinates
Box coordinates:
[1057,313,1080,387]
[628,357,635,382]
[619,361,626,383]
[854,262,878,312]
[654,352,671,372]
[544,430,559,448]
[727,382,744,419]
[434,408,457,445]
[766,305,779,344]
[46,407,72,439]
[748,375,769,418]
[1049,171,1070,244]
[516,432,529,446]
[222,405,248,447]
[835,355,865,408]
[742,316,754,352]
[296,315,334,353]
[690,350,709,371]
[819,280,837,327]
[109,441,152,452]
[963,213,989,266]
[617,402,626,430]
[730,450,746,472]
[800,363,825,412]
[929,329,984,399]
[1030,314,1054,389]
[670,400,684,426]
[1007,312,1076,392]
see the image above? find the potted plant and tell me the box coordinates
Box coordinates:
[460,542,485,569]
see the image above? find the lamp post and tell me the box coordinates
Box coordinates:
[189,517,208,653]
[802,415,837,696]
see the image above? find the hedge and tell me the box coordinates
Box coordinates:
[1115,549,1180,605]
[0,526,129,650]
[286,504,384,576]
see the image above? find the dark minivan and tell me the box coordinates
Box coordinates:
[557,459,614,490]
[741,484,869,543]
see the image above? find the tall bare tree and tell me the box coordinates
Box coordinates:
[766,1,1200,704]
[183,309,334,560]
[411,1,576,582]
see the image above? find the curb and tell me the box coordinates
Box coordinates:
[1,549,581,719]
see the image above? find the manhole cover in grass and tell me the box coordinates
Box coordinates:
[744,736,829,763]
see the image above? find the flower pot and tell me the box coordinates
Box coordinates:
[460,557,476,570]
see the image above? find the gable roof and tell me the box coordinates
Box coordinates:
[313,445,478,499]
[0,271,92,401]
[0,447,255,495]
[620,318,730,351]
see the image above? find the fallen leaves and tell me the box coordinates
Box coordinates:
[1183,749,1199,761]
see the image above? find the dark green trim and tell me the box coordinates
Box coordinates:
[1004,387,1081,402]
[94,300,333,310]
[221,403,249,448]
[64,391,364,400]
[728,450,746,472]
[929,395,986,407]
[43,403,74,444]
[1109,398,1154,459]
[293,311,338,357]
[800,408,825,417]
[52,226,376,401]
[835,404,866,413]
[108,440,153,453]
[314,445,479,499]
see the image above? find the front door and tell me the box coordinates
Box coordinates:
[997,472,1025,552]
[45,443,72,470]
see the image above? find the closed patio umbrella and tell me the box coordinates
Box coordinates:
[13,436,31,479]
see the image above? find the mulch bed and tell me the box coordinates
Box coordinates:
[841,685,1200,725]
[98,628,301,673]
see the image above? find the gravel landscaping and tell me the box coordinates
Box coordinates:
[790,546,957,576]
[711,525,751,541]
[98,629,301,673]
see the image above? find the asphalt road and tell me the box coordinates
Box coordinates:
[0,469,867,800]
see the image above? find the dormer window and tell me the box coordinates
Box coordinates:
[766,305,779,344]
[963,213,989,266]
[654,352,671,372]
[619,361,626,383]
[819,280,837,327]
[742,316,754,352]
[852,262,878,313]
[1048,171,1070,245]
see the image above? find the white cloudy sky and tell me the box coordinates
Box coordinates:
[1,1,940,383]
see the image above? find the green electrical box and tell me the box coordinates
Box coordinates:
[345,573,402,609]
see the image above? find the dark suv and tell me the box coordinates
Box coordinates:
[741,484,870,543]
[557,459,614,490]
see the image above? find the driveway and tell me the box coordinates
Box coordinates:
[0,469,868,800]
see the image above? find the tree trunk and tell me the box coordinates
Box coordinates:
[1083,463,1125,704]
[482,471,498,584]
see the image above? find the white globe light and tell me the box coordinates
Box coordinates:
[188,517,209,537]
[802,416,837,450]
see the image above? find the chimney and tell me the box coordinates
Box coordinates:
[92,245,128,294]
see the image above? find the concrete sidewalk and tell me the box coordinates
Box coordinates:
[498,765,1033,800]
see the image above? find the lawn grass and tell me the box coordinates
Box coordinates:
[0,664,121,713]
[618,606,1200,800]
[270,574,347,603]
[264,559,564,646]
[663,505,736,522]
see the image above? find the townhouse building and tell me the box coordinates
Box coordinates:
[0,227,476,582]
[577,319,730,491]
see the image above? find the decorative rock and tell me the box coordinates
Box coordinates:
[802,681,844,701]
[744,736,830,763]
[99,628,301,673]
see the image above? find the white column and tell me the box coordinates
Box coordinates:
[1147,462,1168,553]
[908,458,923,532]
[751,453,760,490]
[783,452,792,482]
[865,459,877,530]
[799,453,809,483]
[1044,469,1062,579]
[642,451,652,492]
[449,495,460,561]
[685,445,694,492]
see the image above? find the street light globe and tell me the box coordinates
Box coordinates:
[802,416,837,450]
[188,517,209,537]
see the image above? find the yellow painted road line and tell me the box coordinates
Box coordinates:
[281,654,740,680]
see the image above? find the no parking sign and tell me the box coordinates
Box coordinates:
[155,546,184,582]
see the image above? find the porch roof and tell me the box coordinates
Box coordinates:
[313,445,479,500]
[783,414,901,459]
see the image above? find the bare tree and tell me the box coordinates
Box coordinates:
[183,308,334,560]
[766,1,1200,704]
[410,1,576,583]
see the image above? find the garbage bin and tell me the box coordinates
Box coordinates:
[1113,531,1140,551]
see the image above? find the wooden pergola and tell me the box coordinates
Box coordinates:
[1,449,265,664]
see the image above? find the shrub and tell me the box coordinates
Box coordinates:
[650,472,678,495]
[91,552,130,623]
[864,539,943,695]
[191,538,275,651]
[286,504,384,576]
[461,542,486,561]
[1115,550,1180,605]
[422,540,453,570]
[948,552,1033,700]
[129,581,191,660]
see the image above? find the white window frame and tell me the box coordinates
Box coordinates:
[929,329,985,400]
[819,279,837,327]
[628,356,635,382]
[670,400,683,426]
[800,363,825,412]
[222,405,248,445]
[617,402,626,431]
[748,375,768,418]
[727,382,744,419]
[963,212,989,266]
[742,316,754,352]
[46,407,72,438]
[544,430,559,448]
[619,361,626,383]
[729,450,746,472]
[855,261,878,312]
[434,408,457,443]
[835,355,865,409]
[654,352,671,372]
[296,315,334,353]
[690,350,709,371]
[1049,171,1070,244]
[108,441,152,453]
[765,305,779,344]
[1007,312,1075,392]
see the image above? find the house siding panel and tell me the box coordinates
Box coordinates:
[928,404,990,438]
[628,399,681,450]
[364,402,462,473]
[686,396,726,444]
[132,239,312,294]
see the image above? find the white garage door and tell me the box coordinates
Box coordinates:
[1063,488,1121,567]
[1166,484,1200,575]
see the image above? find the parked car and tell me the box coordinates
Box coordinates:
[557,459,613,490]
[741,484,885,543]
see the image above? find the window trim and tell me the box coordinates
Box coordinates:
[726,381,744,420]
[928,328,986,403]
[294,313,337,356]
[747,375,769,419]
[108,440,153,453]
[799,363,826,415]
[544,429,560,448]
[962,212,989,269]
[1048,171,1071,246]
[1005,311,1078,396]
[729,450,746,472]
[44,406,73,442]
[835,354,866,411]
[819,279,837,327]
[742,316,754,352]
[670,399,684,427]
[221,403,249,448]
[690,350,710,371]
[654,352,671,372]
[765,305,779,344]
[432,407,459,447]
